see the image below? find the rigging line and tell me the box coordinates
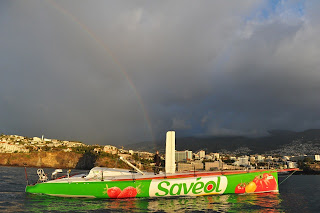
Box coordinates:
[279,170,297,185]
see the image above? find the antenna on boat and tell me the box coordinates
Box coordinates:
[119,157,144,175]
[24,166,29,185]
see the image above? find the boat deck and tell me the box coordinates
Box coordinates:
[45,168,296,184]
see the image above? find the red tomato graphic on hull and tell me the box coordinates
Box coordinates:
[253,173,277,192]
[117,186,138,198]
[107,187,122,198]
[235,183,246,194]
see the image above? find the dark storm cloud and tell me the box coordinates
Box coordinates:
[1,0,320,144]
[201,1,320,136]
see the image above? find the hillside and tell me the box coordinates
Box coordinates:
[125,129,320,155]
[0,151,129,170]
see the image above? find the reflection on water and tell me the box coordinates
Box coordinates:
[22,192,283,212]
[146,193,283,212]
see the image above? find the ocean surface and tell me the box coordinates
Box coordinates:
[0,166,319,212]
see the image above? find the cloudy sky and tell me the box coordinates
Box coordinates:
[1,0,320,145]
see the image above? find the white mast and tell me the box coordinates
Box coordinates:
[165,131,176,174]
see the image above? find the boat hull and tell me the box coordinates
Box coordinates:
[26,170,278,198]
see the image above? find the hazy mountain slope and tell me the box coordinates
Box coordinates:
[124,129,320,155]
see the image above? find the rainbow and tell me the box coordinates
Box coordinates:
[45,0,155,143]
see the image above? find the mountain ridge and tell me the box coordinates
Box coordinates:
[124,129,320,155]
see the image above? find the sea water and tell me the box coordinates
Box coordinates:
[0,166,319,212]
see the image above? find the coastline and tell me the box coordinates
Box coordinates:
[292,170,320,175]
[1,152,319,175]
[0,152,82,169]
[0,152,130,170]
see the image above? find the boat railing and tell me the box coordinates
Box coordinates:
[37,168,48,183]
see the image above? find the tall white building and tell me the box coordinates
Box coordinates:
[213,153,220,160]
[175,150,193,162]
[234,156,250,166]
[198,150,205,159]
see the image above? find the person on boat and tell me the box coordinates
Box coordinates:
[154,151,161,174]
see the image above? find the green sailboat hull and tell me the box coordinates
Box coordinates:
[26,170,279,199]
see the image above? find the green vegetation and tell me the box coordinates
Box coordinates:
[98,152,117,159]
[72,146,94,154]
[297,158,317,173]
[42,146,51,151]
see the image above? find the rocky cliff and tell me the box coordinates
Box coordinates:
[0,152,82,168]
[0,152,130,170]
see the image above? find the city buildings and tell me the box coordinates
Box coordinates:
[1,133,319,171]
[175,150,192,162]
